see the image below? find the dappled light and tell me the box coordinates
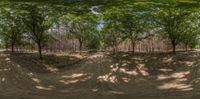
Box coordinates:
[119,68,139,76]
[98,74,118,83]
[0,50,200,98]
[5,57,11,63]
[42,64,59,73]
[0,0,200,98]
[156,71,193,91]
[59,73,92,85]
[35,85,54,91]
[157,71,190,81]
[0,68,10,72]
[106,91,125,95]
[158,68,173,72]
[1,77,5,82]
[32,78,41,83]
[158,83,193,91]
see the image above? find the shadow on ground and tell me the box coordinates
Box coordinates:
[6,51,83,73]
[1,51,200,99]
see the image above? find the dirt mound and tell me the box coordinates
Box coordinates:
[0,53,40,91]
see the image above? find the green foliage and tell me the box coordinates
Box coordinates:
[181,11,200,49]
[0,5,25,50]
[101,6,124,51]
[62,12,98,52]
[85,32,102,50]
[154,2,198,53]
[0,0,200,54]
[22,5,54,45]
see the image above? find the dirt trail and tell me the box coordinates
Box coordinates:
[0,51,200,99]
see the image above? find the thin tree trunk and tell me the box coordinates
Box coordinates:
[185,44,188,51]
[112,45,117,54]
[171,39,176,54]
[11,31,14,53]
[186,46,188,51]
[11,40,14,53]
[131,39,136,55]
[78,38,83,55]
[79,43,82,55]
[37,42,42,59]
[172,44,176,54]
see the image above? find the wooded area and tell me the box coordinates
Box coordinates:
[0,0,200,57]
[1,0,200,99]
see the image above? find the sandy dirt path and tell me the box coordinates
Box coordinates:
[0,51,200,99]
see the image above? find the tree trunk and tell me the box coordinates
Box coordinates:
[186,45,188,51]
[112,45,117,54]
[79,38,83,55]
[172,43,176,54]
[37,42,42,59]
[79,41,82,55]
[11,41,14,53]
[171,39,176,54]
[11,31,14,53]
[131,38,136,55]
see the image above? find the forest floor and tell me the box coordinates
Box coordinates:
[1,50,200,99]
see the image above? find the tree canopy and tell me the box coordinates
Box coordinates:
[0,0,200,58]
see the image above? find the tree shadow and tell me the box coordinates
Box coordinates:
[1,51,200,99]
[5,51,83,73]
[55,51,200,98]
[110,51,198,76]
[104,51,200,96]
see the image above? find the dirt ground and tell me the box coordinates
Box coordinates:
[1,50,200,99]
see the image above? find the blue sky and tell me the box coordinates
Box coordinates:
[90,6,104,31]
[97,20,104,30]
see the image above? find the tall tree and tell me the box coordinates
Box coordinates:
[101,6,125,53]
[23,4,54,59]
[63,13,97,54]
[0,7,24,52]
[121,7,153,54]
[156,2,192,54]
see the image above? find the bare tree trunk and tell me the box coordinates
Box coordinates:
[185,44,188,51]
[112,45,117,54]
[11,41,14,53]
[171,39,176,54]
[79,42,82,55]
[11,32,15,53]
[37,42,42,59]
[78,38,83,55]
[172,43,176,54]
[131,39,136,55]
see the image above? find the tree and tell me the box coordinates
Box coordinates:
[85,31,102,51]
[62,13,97,54]
[102,7,124,53]
[121,7,153,54]
[156,2,192,54]
[101,4,155,54]
[0,7,24,52]
[23,5,54,59]
[181,12,200,50]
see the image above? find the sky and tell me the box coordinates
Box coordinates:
[90,6,104,31]
[97,20,104,30]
